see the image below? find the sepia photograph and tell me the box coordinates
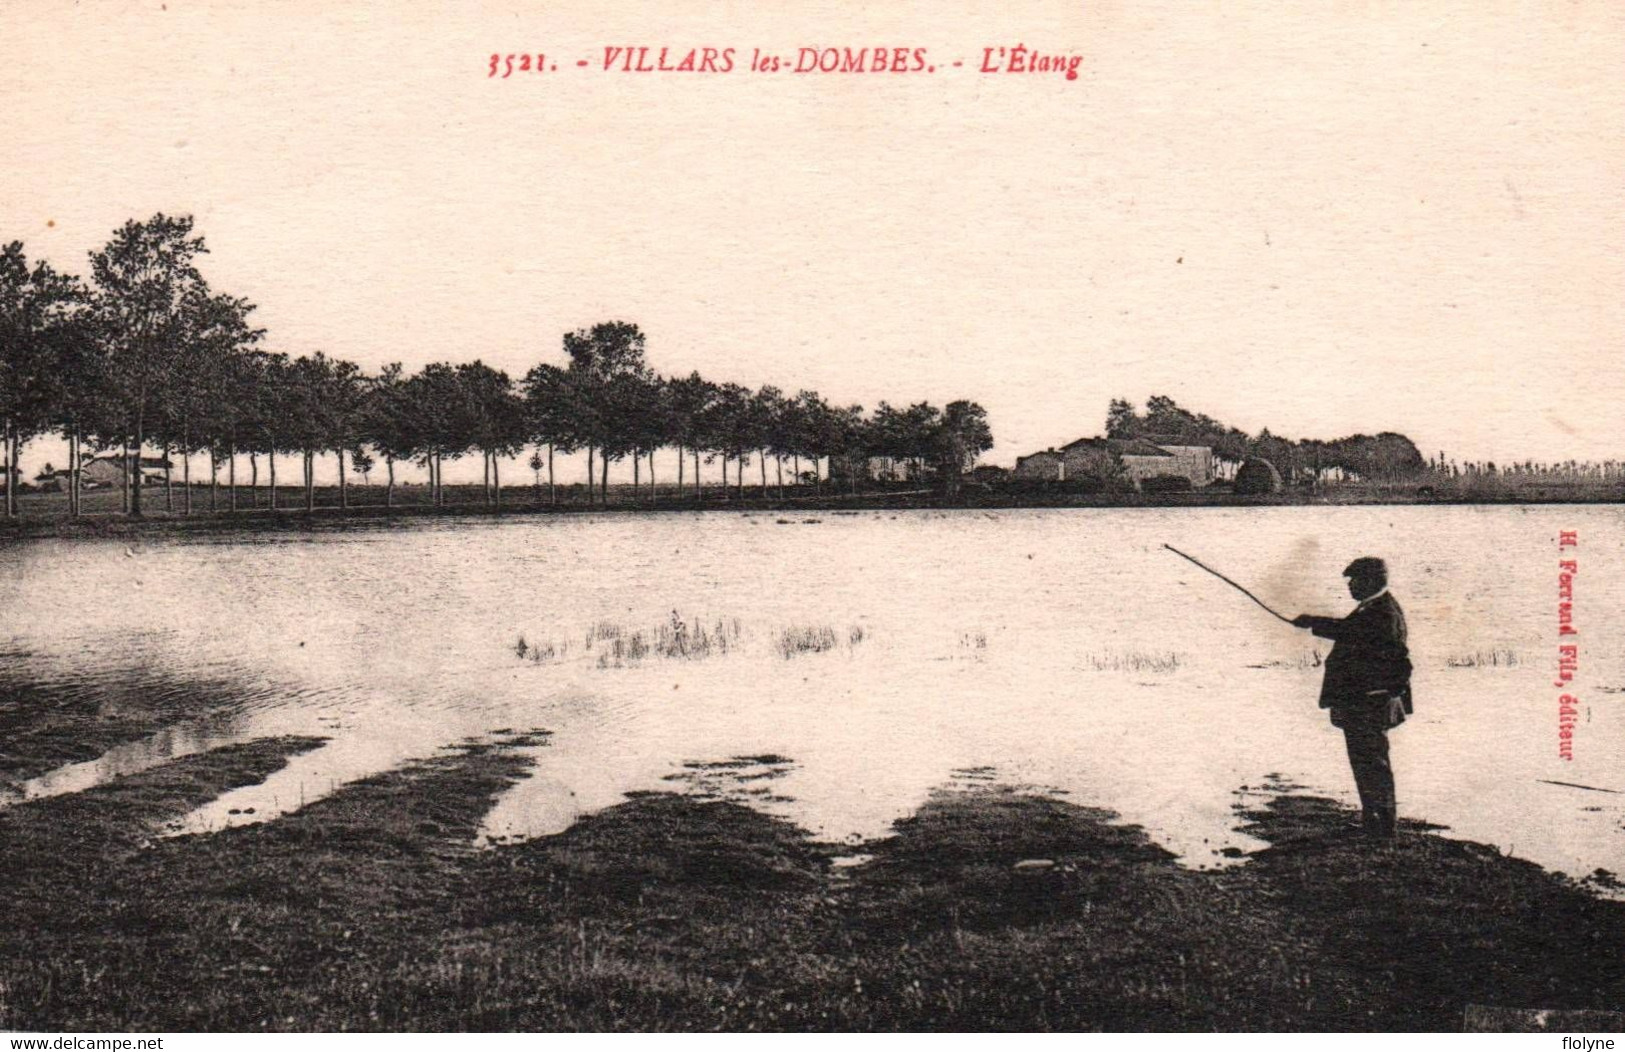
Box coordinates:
[1,0,1622,1035]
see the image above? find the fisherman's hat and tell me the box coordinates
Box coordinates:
[1343,556,1387,580]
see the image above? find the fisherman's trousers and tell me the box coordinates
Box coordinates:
[1340,709,1396,837]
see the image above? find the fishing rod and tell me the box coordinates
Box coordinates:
[1162,544,1293,624]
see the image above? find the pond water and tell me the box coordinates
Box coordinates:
[1,506,1622,881]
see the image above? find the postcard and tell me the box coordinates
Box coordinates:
[1,0,1622,1035]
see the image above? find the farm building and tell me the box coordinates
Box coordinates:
[1013,437,1215,490]
[828,456,934,483]
[78,455,173,488]
[1011,449,1065,480]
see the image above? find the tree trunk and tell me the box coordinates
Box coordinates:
[601,453,609,505]
[2,417,12,518]
[164,444,174,512]
[68,431,79,517]
[587,447,596,506]
[70,431,81,516]
[777,455,784,498]
[10,430,20,517]
[209,449,218,512]
[386,455,395,508]
[720,455,728,500]
[305,451,315,512]
[482,450,491,505]
[338,448,348,511]
[694,449,701,500]
[11,421,23,517]
[130,417,145,517]
[123,438,133,516]
[249,453,258,508]
[229,446,238,512]
[633,451,641,498]
[649,450,656,501]
[268,448,277,511]
[678,444,686,493]
[492,453,501,510]
[548,444,555,506]
[180,433,192,515]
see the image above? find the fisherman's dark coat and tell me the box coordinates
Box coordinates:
[1300,591,1413,727]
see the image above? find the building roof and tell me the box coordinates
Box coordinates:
[86,455,173,469]
[1060,436,1174,458]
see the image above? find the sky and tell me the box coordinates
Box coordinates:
[3,0,1622,482]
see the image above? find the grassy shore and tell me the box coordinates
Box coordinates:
[3,479,1623,540]
[1,735,1621,1031]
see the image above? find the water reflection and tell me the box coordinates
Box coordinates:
[13,711,249,803]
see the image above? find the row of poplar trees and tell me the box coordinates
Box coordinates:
[1,214,994,518]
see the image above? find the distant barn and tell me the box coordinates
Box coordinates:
[77,455,173,488]
[1013,436,1214,490]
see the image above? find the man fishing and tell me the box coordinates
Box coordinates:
[1164,545,1415,840]
[1291,557,1412,841]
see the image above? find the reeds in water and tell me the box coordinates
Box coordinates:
[1084,650,1184,674]
[513,634,569,664]
[777,625,839,659]
[1249,649,1324,670]
[1446,648,1520,668]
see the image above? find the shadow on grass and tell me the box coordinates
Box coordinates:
[1,741,1622,1032]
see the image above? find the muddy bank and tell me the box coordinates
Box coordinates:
[0,740,1621,1031]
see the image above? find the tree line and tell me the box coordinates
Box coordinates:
[1,215,994,518]
[1105,395,1427,484]
[1105,395,1625,489]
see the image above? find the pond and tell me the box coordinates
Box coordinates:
[2,505,1621,881]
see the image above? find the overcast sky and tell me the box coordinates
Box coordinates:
[4,0,1621,480]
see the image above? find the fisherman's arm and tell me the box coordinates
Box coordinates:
[1291,614,1343,638]
[1293,607,1407,657]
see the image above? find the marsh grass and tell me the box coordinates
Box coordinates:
[1249,649,1325,670]
[777,625,839,659]
[762,623,872,660]
[513,635,569,664]
[1083,650,1184,674]
[1446,648,1521,668]
[578,614,749,668]
[524,615,864,668]
[654,612,742,660]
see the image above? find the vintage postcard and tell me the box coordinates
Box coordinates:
[1,0,1622,1036]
